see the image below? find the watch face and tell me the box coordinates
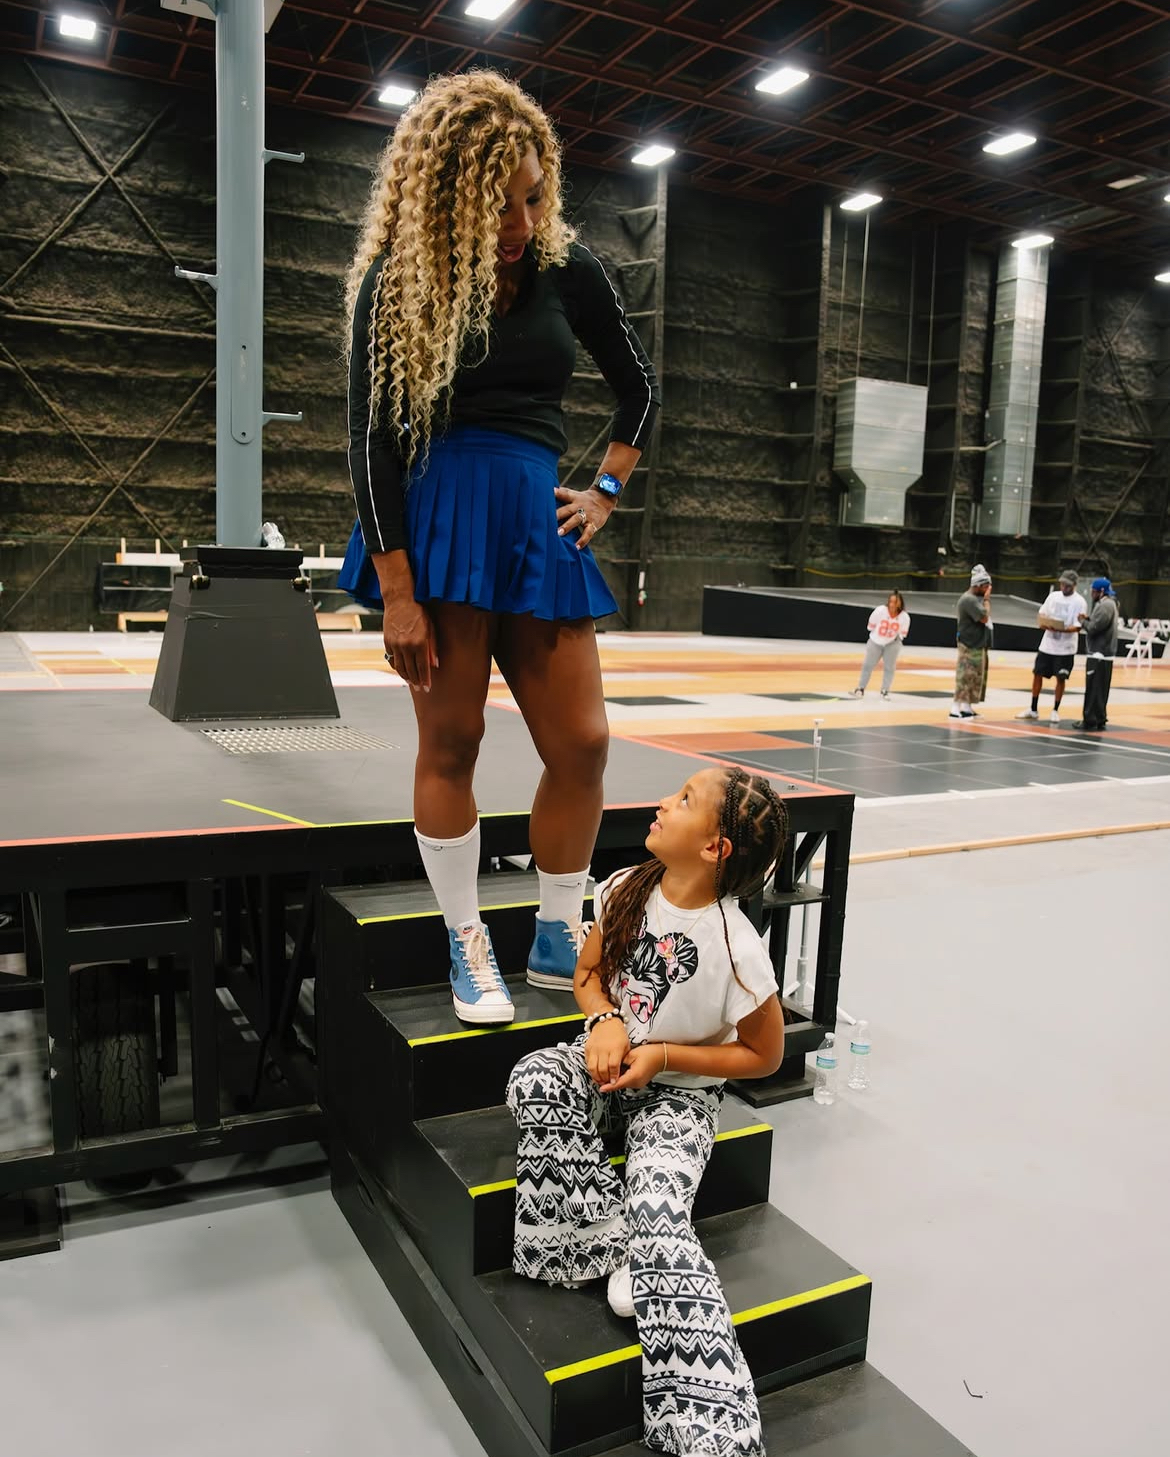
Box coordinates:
[594,473,622,497]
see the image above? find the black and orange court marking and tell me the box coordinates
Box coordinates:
[6,628,1169,816]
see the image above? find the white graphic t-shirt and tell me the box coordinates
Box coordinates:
[595,869,778,1089]
[1039,589,1087,656]
[867,606,910,646]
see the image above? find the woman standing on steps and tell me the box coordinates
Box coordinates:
[340,71,660,1027]
[507,766,788,1457]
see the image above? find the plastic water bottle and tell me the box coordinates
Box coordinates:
[813,1033,837,1105]
[847,1021,871,1091]
[260,521,285,549]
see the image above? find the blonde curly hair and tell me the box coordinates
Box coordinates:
[344,69,576,473]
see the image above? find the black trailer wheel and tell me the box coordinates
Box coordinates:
[71,962,161,1144]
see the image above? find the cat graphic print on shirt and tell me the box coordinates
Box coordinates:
[596,869,778,1090]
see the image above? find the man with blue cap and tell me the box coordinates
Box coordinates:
[1074,578,1119,731]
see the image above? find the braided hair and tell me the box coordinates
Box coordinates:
[596,768,789,999]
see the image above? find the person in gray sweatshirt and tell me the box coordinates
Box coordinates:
[1074,577,1119,731]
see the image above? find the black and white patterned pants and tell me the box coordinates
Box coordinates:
[506,1038,764,1456]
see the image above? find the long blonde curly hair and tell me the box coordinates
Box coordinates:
[344,70,576,473]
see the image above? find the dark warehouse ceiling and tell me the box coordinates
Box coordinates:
[7,0,1170,261]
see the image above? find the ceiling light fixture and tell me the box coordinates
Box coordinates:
[378,84,416,108]
[983,132,1037,156]
[59,13,97,40]
[1156,271,1170,284]
[631,144,675,167]
[755,66,810,97]
[464,0,514,18]
[840,192,882,212]
[1011,233,1054,250]
[1107,175,1147,190]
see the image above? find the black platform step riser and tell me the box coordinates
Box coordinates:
[321,883,594,996]
[539,1299,869,1452]
[405,1016,582,1119]
[411,1125,774,1279]
[465,1142,773,1276]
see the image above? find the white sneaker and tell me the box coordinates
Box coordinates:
[880,689,890,698]
[1016,708,1039,720]
[1049,712,1061,726]
[607,1263,635,1318]
[849,688,864,698]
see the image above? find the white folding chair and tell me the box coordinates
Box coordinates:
[1125,620,1157,664]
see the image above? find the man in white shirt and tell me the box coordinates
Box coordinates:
[1016,569,1087,725]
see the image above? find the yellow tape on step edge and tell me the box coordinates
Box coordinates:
[467,1122,771,1198]
[542,1274,871,1384]
[357,894,595,926]
[407,1012,584,1047]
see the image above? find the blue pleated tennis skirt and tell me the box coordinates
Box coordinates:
[338,427,618,622]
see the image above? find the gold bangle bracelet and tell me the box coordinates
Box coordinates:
[661,1042,669,1072]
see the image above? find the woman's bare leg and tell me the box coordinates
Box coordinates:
[493,614,608,873]
[409,602,495,838]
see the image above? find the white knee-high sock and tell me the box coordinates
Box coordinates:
[415,822,482,930]
[536,866,591,925]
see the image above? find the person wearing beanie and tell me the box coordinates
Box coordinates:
[1016,568,1087,726]
[952,566,992,719]
[1073,578,1119,731]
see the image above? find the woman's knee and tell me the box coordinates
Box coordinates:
[548,716,609,784]
[418,716,485,780]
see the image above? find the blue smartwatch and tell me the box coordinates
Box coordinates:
[591,472,624,500]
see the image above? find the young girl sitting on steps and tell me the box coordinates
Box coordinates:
[506,766,788,1457]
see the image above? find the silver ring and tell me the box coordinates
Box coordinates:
[577,507,587,524]
[384,651,393,663]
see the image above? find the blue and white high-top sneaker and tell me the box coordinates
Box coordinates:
[526,917,592,990]
[448,922,513,1024]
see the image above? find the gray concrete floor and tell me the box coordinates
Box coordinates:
[4,831,1165,1457]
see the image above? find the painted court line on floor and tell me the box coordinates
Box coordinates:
[971,721,1170,761]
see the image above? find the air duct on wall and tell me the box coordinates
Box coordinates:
[834,378,929,526]
[978,243,1049,536]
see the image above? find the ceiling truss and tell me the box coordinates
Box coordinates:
[5,0,1170,259]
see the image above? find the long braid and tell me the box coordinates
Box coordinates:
[597,859,666,1000]
[715,769,746,983]
[714,768,790,991]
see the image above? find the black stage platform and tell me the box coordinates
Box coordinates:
[703,584,1052,652]
[0,687,839,848]
[0,687,852,1199]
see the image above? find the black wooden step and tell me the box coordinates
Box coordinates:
[369,979,583,1120]
[322,872,594,996]
[334,1137,871,1454]
[413,1097,773,1275]
[474,1200,870,1450]
[607,1361,976,1457]
[334,1137,968,1457]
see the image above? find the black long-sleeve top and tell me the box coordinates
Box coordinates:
[347,242,661,554]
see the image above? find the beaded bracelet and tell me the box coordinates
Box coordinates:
[584,1009,621,1035]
